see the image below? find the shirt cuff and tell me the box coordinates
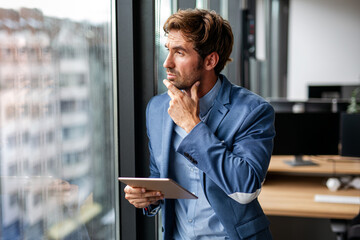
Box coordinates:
[143,202,162,216]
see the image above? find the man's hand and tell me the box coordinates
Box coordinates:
[124,185,163,208]
[163,79,201,133]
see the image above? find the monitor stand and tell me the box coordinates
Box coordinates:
[283,155,318,166]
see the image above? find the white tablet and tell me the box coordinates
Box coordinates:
[118,177,198,199]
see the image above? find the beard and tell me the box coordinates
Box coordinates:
[167,70,201,90]
[166,58,204,91]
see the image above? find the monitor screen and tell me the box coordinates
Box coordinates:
[272,112,340,156]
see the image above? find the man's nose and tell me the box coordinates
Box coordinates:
[163,53,174,69]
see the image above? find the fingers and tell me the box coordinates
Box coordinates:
[163,79,183,97]
[127,194,164,208]
[124,185,161,197]
[127,196,162,209]
[190,81,200,100]
[124,185,145,194]
[126,190,162,199]
[124,185,164,208]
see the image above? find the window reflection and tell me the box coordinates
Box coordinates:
[0,3,115,240]
[155,0,174,94]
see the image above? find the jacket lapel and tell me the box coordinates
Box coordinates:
[206,75,231,134]
[161,99,174,177]
[206,100,229,133]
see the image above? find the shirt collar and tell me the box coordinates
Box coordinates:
[199,77,221,118]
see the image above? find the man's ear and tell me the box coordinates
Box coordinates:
[204,52,219,71]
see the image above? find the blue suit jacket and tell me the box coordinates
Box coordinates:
[145,75,275,239]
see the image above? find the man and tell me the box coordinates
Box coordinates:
[124,8,275,239]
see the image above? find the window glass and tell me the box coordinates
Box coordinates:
[0,1,116,240]
[155,0,174,94]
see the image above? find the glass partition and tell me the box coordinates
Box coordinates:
[0,1,117,239]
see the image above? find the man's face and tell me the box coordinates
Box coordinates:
[163,30,204,90]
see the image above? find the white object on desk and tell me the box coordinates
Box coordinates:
[326,178,342,191]
[314,194,360,205]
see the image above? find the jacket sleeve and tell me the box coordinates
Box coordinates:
[176,102,275,204]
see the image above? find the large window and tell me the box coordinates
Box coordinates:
[0,1,117,239]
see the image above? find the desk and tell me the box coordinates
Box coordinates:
[259,155,360,220]
[267,155,360,176]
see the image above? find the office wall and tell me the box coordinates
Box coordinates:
[287,0,360,100]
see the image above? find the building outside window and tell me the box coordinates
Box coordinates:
[0,1,117,240]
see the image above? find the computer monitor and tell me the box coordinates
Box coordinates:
[268,98,350,113]
[272,112,340,166]
[308,85,360,99]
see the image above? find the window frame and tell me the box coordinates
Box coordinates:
[116,0,157,239]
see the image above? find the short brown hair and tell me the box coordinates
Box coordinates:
[163,8,234,75]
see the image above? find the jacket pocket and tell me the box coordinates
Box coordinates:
[235,215,270,239]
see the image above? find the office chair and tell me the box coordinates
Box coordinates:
[348,212,360,240]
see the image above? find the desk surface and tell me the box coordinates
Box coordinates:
[269,155,360,175]
[259,155,360,220]
[259,175,360,220]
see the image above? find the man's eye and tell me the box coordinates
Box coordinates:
[176,51,183,55]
